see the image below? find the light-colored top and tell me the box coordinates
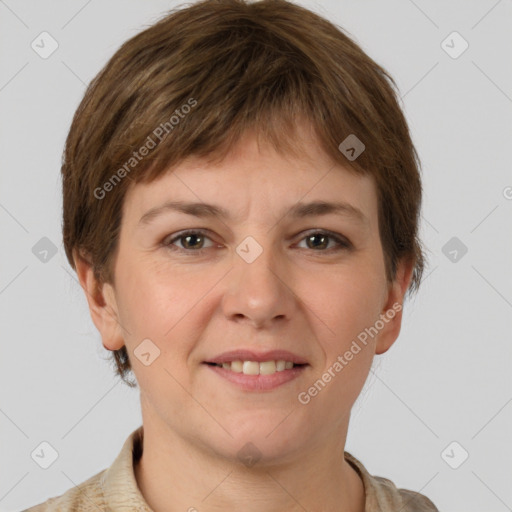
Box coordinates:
[23,425,439,511]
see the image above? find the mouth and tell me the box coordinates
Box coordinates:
[204,360,306,375]
[202,350,309,391]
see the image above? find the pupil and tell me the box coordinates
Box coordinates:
[185,234,202,249]
[308,234,327,249]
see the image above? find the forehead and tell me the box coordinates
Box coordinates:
[122,128,378,231]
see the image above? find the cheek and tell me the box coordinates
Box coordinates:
[304,266,384,345]
[307,276,379,402]
[116,255,188,322]
[111,262,167,354]
[115,261,211,356]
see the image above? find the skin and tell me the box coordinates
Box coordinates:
[75,122,413,512]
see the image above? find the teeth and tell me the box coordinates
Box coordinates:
[243,361,260,375]
[231,360,243,373]
[276,360,286,371]
[259,361,276,375]
[215,359,300,375]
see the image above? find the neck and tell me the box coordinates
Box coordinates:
[134,417,365,512]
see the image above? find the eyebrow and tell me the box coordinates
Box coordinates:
[138,200,368,226]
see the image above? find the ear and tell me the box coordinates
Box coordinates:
[375,257,415,355]
[73,250,125,351]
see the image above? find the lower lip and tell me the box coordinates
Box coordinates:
[203,363,308,391]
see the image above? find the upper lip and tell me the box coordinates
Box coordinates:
[204,349,309,365]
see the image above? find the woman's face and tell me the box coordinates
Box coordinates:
[94,126,411,462]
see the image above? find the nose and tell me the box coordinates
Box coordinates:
[221,236,296,329]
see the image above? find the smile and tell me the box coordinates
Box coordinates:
[208,360,301,375]
[203,360,308,391]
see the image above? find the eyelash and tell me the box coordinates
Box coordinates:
[163,229,352,255]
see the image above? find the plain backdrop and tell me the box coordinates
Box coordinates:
[1,1,511,511]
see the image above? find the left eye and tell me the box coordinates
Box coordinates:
[296,231,351,251]
[163,229,351,253]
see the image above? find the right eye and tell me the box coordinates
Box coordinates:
[163,229,216,254]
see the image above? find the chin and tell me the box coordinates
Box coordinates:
[211,414,307,464]
[210,437,301,468]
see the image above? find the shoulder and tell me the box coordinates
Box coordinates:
[22,426,148,512]
[21,469,107,512]
[371,474,439,512]
[344,451,439,512]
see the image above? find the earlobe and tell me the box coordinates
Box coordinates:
[374,257,415,355]
[73,250,125,351]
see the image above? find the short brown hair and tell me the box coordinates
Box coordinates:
[62,0,426,387]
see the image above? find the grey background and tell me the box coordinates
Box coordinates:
[1,1,511,511]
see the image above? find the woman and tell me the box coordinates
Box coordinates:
[25,0,438,510]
